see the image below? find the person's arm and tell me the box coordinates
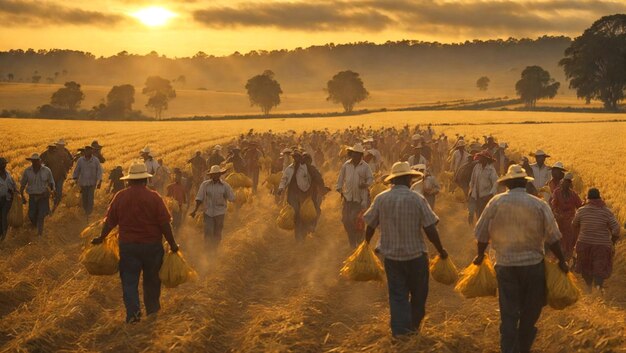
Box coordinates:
[225,184,236,202]
[277,168,290,194]
[160,222,179,253]
[608,211,621,244]
[363,198,379,244]
[548,241,568,272]
[473,197,495,264]
[96,160,103,189]
[423,224,448,259]
[190,200,202,217]
[335,164,345,193]
[92,222,115,244]
[362,165,374,188]
[190,184,205,217]
[365,225,376,244]
[542,203,567,272]
[72,159,81,181]
[473,241,489,265]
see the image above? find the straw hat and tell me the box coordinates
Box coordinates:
[120,162,153,180]
[497,164,534,183]
[207,165,228,175]
[56,139,66,146]
[140,146,151,154]
[551,161,567,171]
[533,150,550,158]
[563,172,574,181]
[347,143,366,154]
[384,162,423,183]
[26,153,41,161]
[411,134,421,141]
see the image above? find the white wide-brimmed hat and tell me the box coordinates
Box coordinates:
[26,153,41,161]
[551,161,566,171]
[120,162,153,180]
[384,162,423,183]
[533,150,550,158]
[563,172,574,181]
[347,143,366,154]
[207,165,227,175]
[497,164,534,183]
[56,139,66,146]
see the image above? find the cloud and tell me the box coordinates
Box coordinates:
[192,0,626,36]
[0,0,126,26]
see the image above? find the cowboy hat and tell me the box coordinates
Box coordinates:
[563,172,574,181]
[533,150,550,158]
[91,140,103,149]
[56,139,66,146]
[207,165,228,175]
[26,153,41,161]
[347,143,366,154]
[497,164,534,183]
[474,150,496,162]
[384,162,423,183]
[551,161,567,171]
[120,162,153,180]
[140,146,151,154]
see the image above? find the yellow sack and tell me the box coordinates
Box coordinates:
[277,205,295,230]
[80,220,104,239]
[8,195,23,228]
[545,260,581,309]
[80,234,119,276]
[370,182,388,199]
[455,257,498,298]
[300,198,317,223]
[225,173,253,188]
[164,197,180,214]
[159,250,198,288]
[340,241,385,282]
[430,255,459,285]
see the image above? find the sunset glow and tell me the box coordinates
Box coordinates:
[132,6,176,27]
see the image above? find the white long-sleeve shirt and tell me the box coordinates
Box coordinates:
[279,164,311,192]
[530,163,551,190]
[336,160,374,207]
[450,149,471,173]
[469,163,498,199]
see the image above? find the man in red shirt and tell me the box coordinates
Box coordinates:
[92,162,179,323]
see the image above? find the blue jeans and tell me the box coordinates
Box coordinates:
[119,242,164,323]
[203,214,225,251]
[0,196,10,239]
[384,255,429,336]
[81,185,96,216]
[495,261,546,353]
[28,193,50,236]
[54,177,65,205]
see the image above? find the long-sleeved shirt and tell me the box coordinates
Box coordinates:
[450,149,471,173]
[469,163,498,199]
[530,163,551,190]
[21,166,55,195]
[144,158,160,176]
[363,185,439,261]
[0,172,17,199]
[73,156,103,187]
[336,160,374,207]
[573,200,620,247]
[279,164,311,192]
[195,179,236,217]
[475,188,561,266]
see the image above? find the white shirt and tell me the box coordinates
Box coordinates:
[336,160,374,207]
[195,179,236,217]
[450,149,470,173]
[530,163,550,189]
[144,158,160,175]
[0,172,17,199]
[469,163,498,199]
[279,164,311,192]
[367,148,382,173]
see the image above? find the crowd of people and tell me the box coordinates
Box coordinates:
[0,124,622,352]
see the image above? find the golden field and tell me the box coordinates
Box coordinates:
[0,112,625,352]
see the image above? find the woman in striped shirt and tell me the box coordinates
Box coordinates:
[573,188,621,293]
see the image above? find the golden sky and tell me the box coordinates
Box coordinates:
[0,0,623,57]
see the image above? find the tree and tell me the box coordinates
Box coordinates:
[560,14,626,111]
[476,76,490,91]
[51,81,85,110]
[7,73,13,82]
[31,75,41,83]
[107,84,135,112]
[326,70,369,113]
[245,70,283,115]
[142,76,176,119]
[515,66,560,108]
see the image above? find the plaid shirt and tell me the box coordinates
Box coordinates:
[363,185,439,261]
[475,188,561,266]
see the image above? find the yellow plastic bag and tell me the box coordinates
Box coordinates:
[276,204,295,230]
[300,198,317,223]
[545,260,581,309]
[225,173,253,188]
[80,234,119,276]
[370,182,388,199]
[159,249,198,288]
[8,195,23,228]
[340,241,385,282]
[430,255,459,285]
[455,257,498,298]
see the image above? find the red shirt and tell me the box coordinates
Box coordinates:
[106,184,171,244]
[166,182,187,206]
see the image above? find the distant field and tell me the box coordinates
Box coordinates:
[0,82,594,117]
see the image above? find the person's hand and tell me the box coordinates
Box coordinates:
[558,260,569,274]
[472,254,485,265]
[91,237,103,245]
[170,243,180,253]
[439,249,449,260]
[190,211,197,218]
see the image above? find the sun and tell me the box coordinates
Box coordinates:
[133,6,176,27]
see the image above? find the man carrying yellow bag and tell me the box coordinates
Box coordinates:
[363,162,448,338]
[473,164,568,353]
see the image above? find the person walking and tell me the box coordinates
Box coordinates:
[450,140,470,174]
[40,142,70,209]
[278,151,311,242]
[243,141,263,193]
[363,161,448,337]
[530,150,551,190]
[91,140,106,163]
[72,146,103,218]
[302,152,328,231]
[225,147,246,173]
[573,188,620,294]
[468,151,498,222]
[190,165,235,251]
[108,166,125,195]
[407,143,428,167]
[167,168,187,230]
[208,145,225,167]
[474,164,568,353]
[0,158,17,241]
[91,162,179,324]
[188,150,207,189]
[410,164,440,210]
[550,173,582,262]
[20,153,55,237]
[336,143,374,248]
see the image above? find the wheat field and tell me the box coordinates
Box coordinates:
[0,112,625,352]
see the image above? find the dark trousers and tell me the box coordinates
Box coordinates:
[54,177,65,205]
[384,255,429,337]
[342,201,363,248]
[0,196,10,239]
[27,194,49,236]
[119,242,164,323]
[203,214,225,251]
[80,185,96,216]
[287,190,307,242]
[495,261,546,353]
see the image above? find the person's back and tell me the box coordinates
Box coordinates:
[574,201,619,246]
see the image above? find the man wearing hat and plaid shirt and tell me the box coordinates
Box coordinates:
[474,164,568,353]
[20,153,55,237]
[364,161,448,337]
